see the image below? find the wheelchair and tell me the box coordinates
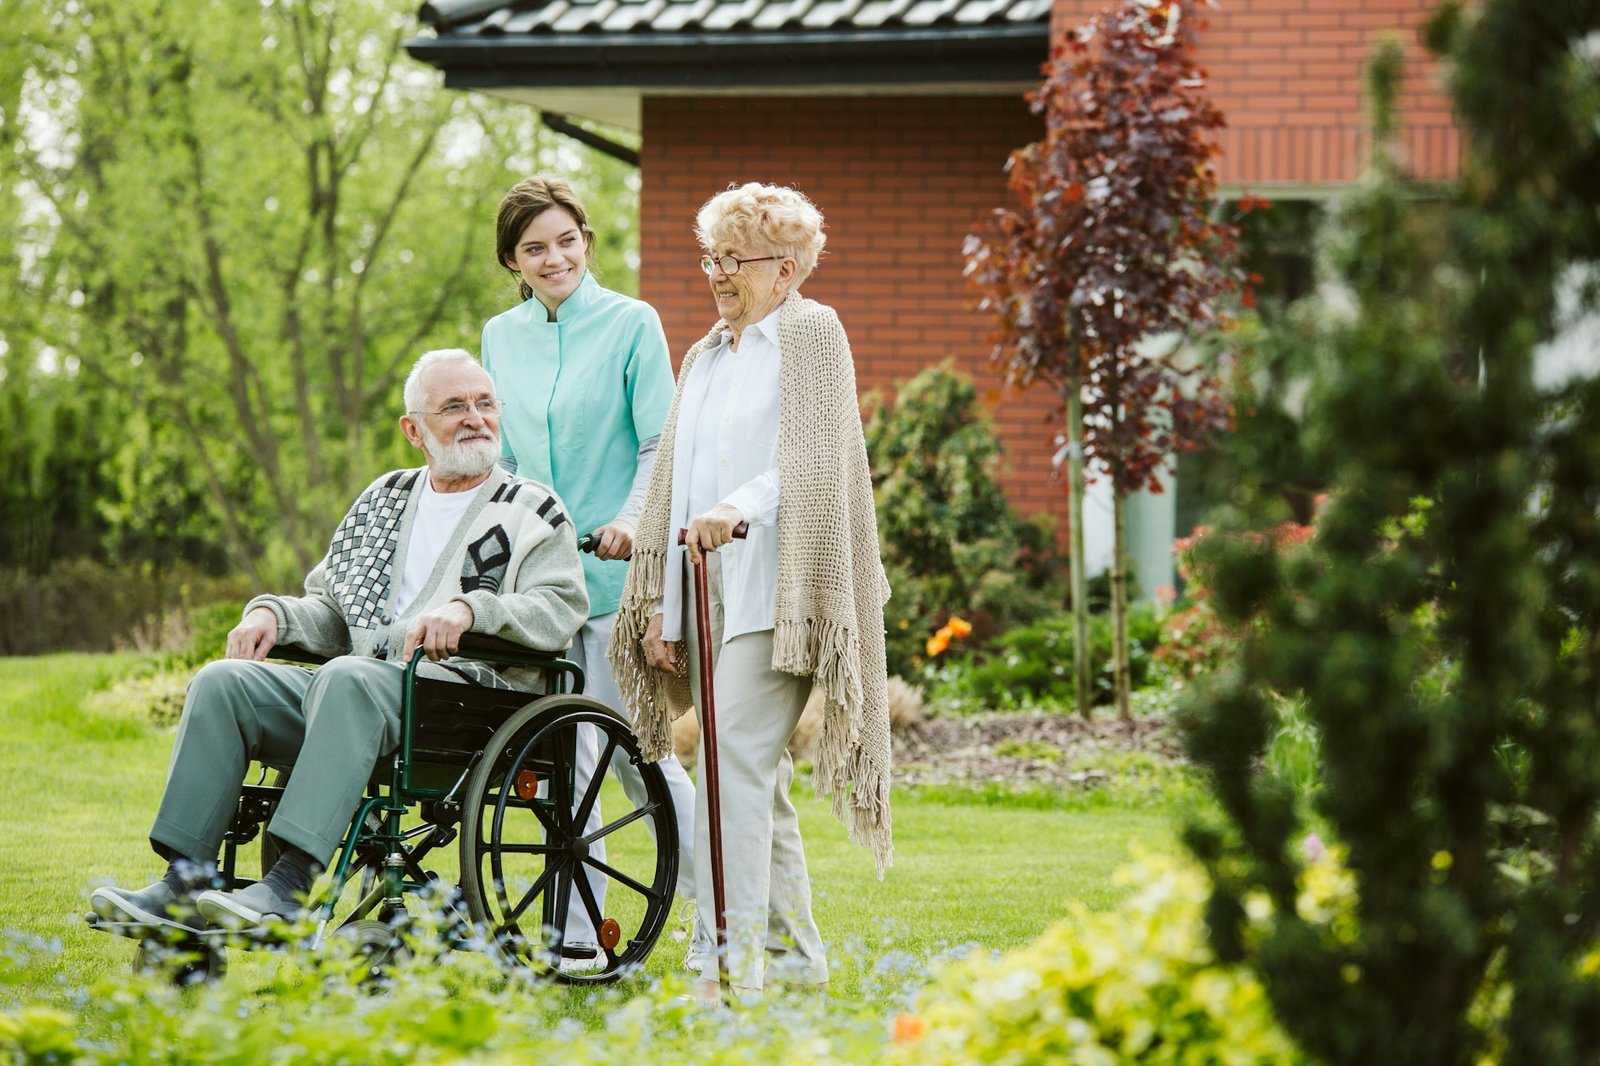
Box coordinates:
[87,633,679,986]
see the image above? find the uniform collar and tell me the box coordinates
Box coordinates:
[536,269,602,323]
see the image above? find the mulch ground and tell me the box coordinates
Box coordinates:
[891,711,1184,790]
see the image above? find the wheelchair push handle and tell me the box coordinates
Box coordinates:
[576,528,639,558]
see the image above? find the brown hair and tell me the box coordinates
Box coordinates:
[494,176,596,302]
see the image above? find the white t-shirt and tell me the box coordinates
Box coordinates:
[393,476,478,616]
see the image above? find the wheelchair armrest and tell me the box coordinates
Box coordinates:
[456,633,571,670]
[271,644,331,666]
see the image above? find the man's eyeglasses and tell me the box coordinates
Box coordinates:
[411,398,501,419]
[700,254,777,276]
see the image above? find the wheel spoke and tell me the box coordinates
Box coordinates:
[580,855,667,901]
[572,731,621,830]
[586,800,661,844]
[485,781,563,839]
[482,841,560,856]
[571,864,608,943]
[503,862,562,926]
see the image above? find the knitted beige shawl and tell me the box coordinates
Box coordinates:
[609,292,894,873]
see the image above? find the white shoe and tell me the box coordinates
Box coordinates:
[683,916,716,973]
[557,943,607,975]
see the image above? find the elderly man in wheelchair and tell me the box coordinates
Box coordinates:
[88,348,681,982]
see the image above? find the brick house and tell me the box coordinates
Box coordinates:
[407,0,1456,593]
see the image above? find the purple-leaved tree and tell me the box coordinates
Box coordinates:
[966,0,1246,717]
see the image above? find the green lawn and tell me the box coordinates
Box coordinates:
[0,653,1178,1006]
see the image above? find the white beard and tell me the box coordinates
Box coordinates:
[421,423,499,479]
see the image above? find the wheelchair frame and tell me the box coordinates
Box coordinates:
[106,634,680,986]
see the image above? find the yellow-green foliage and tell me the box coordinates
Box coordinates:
[886,853,1308,1066]
[0,854,1330,1064]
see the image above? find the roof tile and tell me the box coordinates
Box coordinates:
[421,0,1045,36]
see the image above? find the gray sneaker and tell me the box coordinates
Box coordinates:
[196,881,302,930]
[90,881,203,932]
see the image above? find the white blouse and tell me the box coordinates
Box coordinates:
[660,307,783,645]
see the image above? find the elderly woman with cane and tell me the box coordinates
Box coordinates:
[610,182,893,1002]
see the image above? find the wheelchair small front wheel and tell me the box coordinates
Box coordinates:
[330,919,411,988]
[132,936,226,987]
[458,695,678,983]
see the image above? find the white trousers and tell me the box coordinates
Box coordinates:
[686,552,827,991]
[565,611,698,942]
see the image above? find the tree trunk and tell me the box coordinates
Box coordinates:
[1111,480,1132,721]
[1064,378,1091,717]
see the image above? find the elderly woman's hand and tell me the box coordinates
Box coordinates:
[684,503,747,565]
[642,611,680,676]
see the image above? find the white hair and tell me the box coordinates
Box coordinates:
[695,182,827,285]
[403,348,481,413]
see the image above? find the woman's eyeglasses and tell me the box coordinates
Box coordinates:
[700,254,777,276]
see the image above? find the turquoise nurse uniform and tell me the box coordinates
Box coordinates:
[481,271,674,618]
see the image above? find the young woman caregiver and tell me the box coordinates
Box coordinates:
[480,175,706,972]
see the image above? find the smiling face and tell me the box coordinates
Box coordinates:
[706,248,795,338]
[401,360,502,482]
[505,206,588,315]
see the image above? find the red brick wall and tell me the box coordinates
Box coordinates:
[639,95,1067,522]
[1051,0,1458,183]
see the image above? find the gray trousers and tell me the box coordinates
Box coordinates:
[151,657,406,865]
[686,553,827,991]
[564,611,699,942]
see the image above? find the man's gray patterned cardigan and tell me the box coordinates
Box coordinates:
[244,465,588,691]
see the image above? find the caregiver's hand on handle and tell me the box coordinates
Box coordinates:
[681,504,749,564]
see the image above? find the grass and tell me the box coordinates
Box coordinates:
[0,652,1180,1013]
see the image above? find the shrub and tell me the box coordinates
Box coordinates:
[1181,20,1600,1060]
[886,852,1308,1065]
[865,363,1064,676]
[0,558,248,656]
[1154,521,1313,682]
[927,604,1164,713]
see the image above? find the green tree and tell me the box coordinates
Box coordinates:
[1182,3,1600,1059]
[0,0,638,584]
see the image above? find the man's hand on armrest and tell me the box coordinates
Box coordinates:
[227,607,280,661]
[402,600,475,663]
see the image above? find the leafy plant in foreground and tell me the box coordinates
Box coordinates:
[1181,7,1600,1061]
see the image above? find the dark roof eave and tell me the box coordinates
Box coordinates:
[403,25,1048,90]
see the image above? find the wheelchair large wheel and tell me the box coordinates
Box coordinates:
[458,695,678,983]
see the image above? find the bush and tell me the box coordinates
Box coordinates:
[0,558,249,656]
[1154,521,1313,682]
[927,604,1164,713]
[1,854,1316,1065]
[885,852,1308,1065]
[865,363,1064,675]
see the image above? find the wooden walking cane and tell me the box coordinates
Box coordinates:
[678,520,748,996]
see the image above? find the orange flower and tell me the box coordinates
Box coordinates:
[926,633,951,658]
[946,616,973,638]
[892,1013,928,1042]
